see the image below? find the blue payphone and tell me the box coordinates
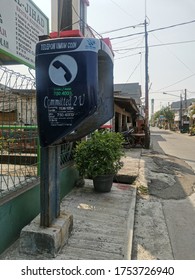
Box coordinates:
[36,37,114,146]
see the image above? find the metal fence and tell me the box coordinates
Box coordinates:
[0,66,74,199]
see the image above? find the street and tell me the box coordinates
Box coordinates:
[151,126,195,172]
[132,126,195,260]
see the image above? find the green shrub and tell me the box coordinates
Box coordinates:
[74,130,124,178]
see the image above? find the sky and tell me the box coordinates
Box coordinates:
[31,0,195,113]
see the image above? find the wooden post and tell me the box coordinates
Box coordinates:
[40,145,60,227]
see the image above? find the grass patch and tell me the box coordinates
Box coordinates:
[137,185,148,195]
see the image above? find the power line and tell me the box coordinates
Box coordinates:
[110,30,144,40]
[122,54,143,87]
[101,23,144,35]
[113,36,145,53]
[156,74,195,92]
[110,19,195,40]
[149,19,195,33]
[111,35,145,46]
[150,33,195,76]
[109,0,141,23]
[113,39,195,51]
[150,39,195,48]
[150,89,186,94]
[114,52,143,60]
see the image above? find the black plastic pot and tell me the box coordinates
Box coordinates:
[93,174,114,192]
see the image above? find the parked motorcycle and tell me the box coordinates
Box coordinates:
[121,128,145,148]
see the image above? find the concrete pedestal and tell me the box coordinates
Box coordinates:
[19,211,73,257]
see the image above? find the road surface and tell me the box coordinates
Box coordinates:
[132,127,195,260]
[151,126,195,171]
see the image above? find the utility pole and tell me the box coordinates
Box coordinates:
[151,99,154,116]
[180,93,183,130]
[144,18,150,148]
[184,88,187,111]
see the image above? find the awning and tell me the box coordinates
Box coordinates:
[114,96,139,114]
[100,124,112,129]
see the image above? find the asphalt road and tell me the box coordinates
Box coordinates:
[150,127,195,172]
[132,127,195,260]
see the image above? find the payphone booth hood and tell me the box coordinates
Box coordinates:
[35,37,114,147]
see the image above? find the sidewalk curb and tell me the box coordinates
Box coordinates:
[123,187,137,259]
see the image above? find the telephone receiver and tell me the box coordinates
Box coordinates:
[52,60,72,82]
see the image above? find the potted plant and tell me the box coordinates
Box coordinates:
[74,130,124,192]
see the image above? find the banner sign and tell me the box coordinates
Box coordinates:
[0,0,49,68]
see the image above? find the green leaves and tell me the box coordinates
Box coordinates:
[153,107,175,122]
[74,130,124,178]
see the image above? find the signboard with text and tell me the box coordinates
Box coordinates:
[0,0,49,68]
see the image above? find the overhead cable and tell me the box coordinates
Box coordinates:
[110,19,195,40]
[156,74,195,92]
[101,23,144,35]
[113,39,195,51]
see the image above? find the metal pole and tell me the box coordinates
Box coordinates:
[184,89,187,111]
[180,93,183,130]
[40,145,60,227]
[58,0,61,37]
[144,19,150,148]
[145,19,149,125]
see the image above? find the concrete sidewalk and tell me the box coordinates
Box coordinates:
[0,150,141,260]
[2,147,195,260]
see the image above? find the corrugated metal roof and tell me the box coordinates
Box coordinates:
[171,98,195,109]
[114,83,142,105]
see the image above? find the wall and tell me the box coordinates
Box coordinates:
[0,164,79,255]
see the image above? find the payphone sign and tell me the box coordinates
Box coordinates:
[35,38,99,147]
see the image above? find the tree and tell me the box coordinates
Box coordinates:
[189,104,195,120]
[152,106,175,129]
[189,104,195,128]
